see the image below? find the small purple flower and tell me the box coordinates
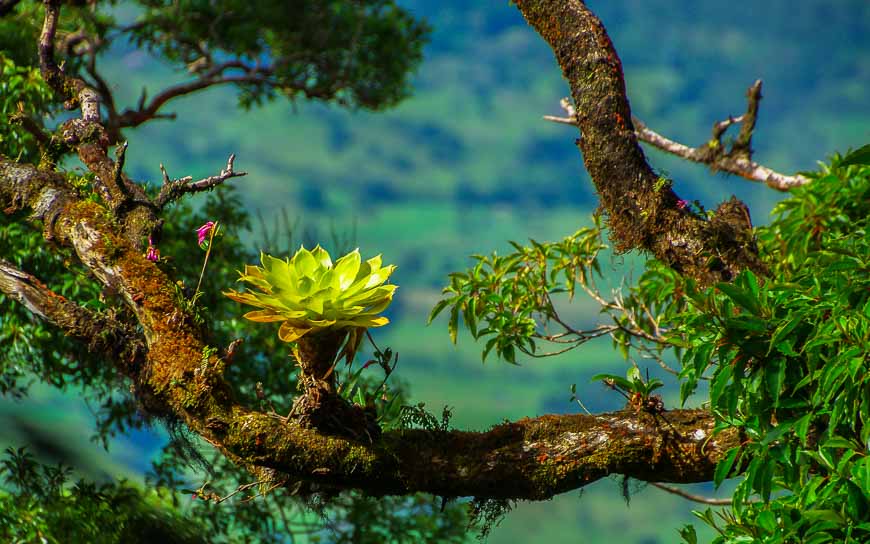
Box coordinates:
[196,221,216,247]
[676,199,689,210]
[145,237,160,262]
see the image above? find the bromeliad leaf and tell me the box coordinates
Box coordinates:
[225,245,397,343]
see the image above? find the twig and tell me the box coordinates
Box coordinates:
[214,477,283,504]
[39,1,101,123]
[155,154,246,208]
[114,61,278,130]
[111,141,130,200]
[194,222,217,297]
[10,110,52,150]
[650,482,749,506]
[544,90,809,191]
[732,80,761,157]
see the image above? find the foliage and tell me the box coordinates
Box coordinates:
[0,55,56,164]
[429,222,607,363]
[437,159,870,542]
[675,160,870,543]
[129,0,428,110]
[0,446,206,544]
[142,187,471,542]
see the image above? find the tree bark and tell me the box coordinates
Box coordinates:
[514,0,765,286]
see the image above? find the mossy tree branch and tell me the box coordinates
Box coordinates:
[0,0,749,504]
[0,154,739,500]
[514,0,766,285]
[0,257,144,374]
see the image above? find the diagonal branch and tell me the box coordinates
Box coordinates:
[514,0,765,286]
[38,1,160,248]
[545,90,810,191]
[0,258,145,371]
[108,61,278,138]
[633,117,809,191]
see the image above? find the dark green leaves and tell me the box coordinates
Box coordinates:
[839,144,870,167]
[130,0,429,111]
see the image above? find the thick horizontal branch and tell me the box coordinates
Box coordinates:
[515,0,765,285]
[0,155,739,502]
[217,407,737,500]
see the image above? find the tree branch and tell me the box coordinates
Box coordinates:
[0,258,145,372]
[109,61,278,136]
[3,0,745,504]
[514,0,765,286]
[0,154,740,501]
[545,92,810,191]
[155,154,247,209]
[649,482,736,506]
[37,1,161,248]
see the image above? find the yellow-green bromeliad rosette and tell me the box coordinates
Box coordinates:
[224,245,396,384]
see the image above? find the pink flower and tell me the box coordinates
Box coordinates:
[145,237,160,262]
[196,221,216,247]
[676,199,689,210]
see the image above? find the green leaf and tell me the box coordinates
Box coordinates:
[678,524,698,544]
[711,364,733,409]
[448,304,459,344]
[803,533,834,544]
[482,337,498,363]
[840,144,870,166]
[756,509,777,533]
[427,298,451,324]
[717,282,759,315]
[821,436,856,450]
[764,356,786,404]
[714,446,740,487]
[802,509,845,524]
[590,373,633,391]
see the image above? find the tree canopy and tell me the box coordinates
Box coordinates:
[0,1,868,542]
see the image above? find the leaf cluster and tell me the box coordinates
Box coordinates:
[429,222,606,363]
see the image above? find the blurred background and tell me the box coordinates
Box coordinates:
[2,0,868,541]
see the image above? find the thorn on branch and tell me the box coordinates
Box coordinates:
[154,154,247,209]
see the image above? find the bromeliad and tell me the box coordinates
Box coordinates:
[224,245,397,388]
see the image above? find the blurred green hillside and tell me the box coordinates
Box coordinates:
[2,0,868,542]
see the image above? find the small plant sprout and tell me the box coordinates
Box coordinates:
[592,365,665,414]
[224,245,397,389]
[194,220,220,300]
